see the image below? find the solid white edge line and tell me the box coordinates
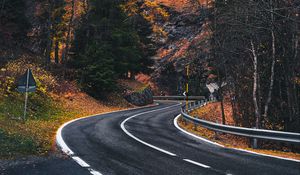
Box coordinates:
[174,114,300,163]
[56,119,76,155]
[56,103,160,175]
[174,114,224,147]
[232,148,300,163]
[183,159,211,168]
[72,156,90,167]
[121,104,180,157]
[56,103,160,156]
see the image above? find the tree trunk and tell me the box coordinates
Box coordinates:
[262,0,276,123]
[251,40,261,129]
[45,0,53,67]
[262,30,276,122]
[62,0,75,63]
[293,34,299,118]
[282,4,299,132]
[220,91,226,125]
[216,70,226,124]
[55,40,59,64]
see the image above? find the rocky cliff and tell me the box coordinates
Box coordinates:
[124,0,212,95]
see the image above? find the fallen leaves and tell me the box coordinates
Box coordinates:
[181,102,300,160]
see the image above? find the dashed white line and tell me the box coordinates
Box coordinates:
[121,104,180,157]
[89,169,103,175]
[183,159,211,168]
[72,156,90,168]
[121,104,222,172]
[57,103,222,175]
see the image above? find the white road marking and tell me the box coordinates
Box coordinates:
[56,119,76,155]
[232,148,300,163]
[121,104,180,157]
[174,114,300,163]
[56,106,158,156]
[56,103,159,175]
[89,169,103,175]
[183,159,211,168]
[72,156,90,167]
[173,114,224,147]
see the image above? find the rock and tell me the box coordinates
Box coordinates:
[124,87,154,106]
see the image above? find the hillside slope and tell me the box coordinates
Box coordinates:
[0,54,138,158]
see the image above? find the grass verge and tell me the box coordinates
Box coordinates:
[0,92,129,159]
[0,57,133,159]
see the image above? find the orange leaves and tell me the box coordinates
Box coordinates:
[190,102,234,125]
[0,89,128,157]
[120,0,139,16]
[121,0,169,38]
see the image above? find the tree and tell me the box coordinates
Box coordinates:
[210,0,299,131]
[70,0,154,96]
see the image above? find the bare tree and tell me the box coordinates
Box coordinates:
[251,40,261,129]
[262,0,276,122]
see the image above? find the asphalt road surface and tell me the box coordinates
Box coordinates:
[2,102,299,175]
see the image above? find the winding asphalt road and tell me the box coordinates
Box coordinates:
[58,102,299,175]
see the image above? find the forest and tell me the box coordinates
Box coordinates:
[0,0,299,133]
[211,0,299,132]
[0,0,154,97]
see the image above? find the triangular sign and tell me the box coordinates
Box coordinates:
[17,69,36,93]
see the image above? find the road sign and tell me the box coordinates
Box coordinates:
[17,69,36,121]
[18,69,36,93]
[183,91,188,97]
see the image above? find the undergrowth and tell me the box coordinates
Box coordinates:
[0,56,128,159]
[0,129,38,158]
[0,57,78,158]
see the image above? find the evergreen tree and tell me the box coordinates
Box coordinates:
[70,0,153,96]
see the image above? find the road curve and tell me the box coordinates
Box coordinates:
[61,102,300,175]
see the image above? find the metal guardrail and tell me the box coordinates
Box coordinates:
[153,96,205,101]
[181,100,300,144]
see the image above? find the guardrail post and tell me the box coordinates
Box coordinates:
[181,113,187,125]
[252,138,258,149]
[251,127,258,149]
[214,120,220,140]
[193,116,198,131]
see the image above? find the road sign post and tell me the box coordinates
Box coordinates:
[23,70,29,121]
[18,69,36,121]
